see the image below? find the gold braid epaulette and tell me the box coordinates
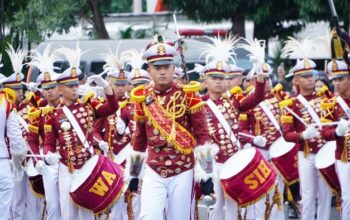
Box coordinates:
[3,88,16,103]
[182,81,201,93]
[130,85,151,103]
[82,91,95,104]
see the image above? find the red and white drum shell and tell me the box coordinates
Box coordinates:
[269,137,299,184]
[315,141,340,193]
[70,155,125,214]
[220,148,277,206]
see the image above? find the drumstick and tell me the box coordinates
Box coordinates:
[26,155,47,158]
[283,106,309,127]
[310,122,340,127]
[238,132,256,139]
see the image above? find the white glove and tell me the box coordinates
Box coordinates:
[98,140,109,154]
[45,152,61,165]
[78,84,96,97]
[88,75,109,89]
[35,160,45,174]
[26,82,40,92]
[116,118,126,135]
[253,135,267,147]
[302,126,320,140]
[336,118,349,137]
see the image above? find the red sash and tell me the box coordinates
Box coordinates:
[142,92,196,154]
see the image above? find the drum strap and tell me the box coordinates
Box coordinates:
[207,99,241,148]
[297,94,321,126]
[62,106,93,154]
[336,96,350,118]
[17,115,28,132]
[259,101,281,134]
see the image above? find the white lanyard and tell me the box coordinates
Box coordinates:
[207,99,241,148]
[259,101,281,133]
[62,106,93,154]
[297,94,321,126]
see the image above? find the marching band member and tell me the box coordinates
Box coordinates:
[127,34,218,220]
[280,37,332,220]
[320,59,350,219]
[201,36,266,220]
[2,44,44,220]
[239,66,288,220]
[43,46,119,219]
[225,63,244,96]
[0,55,27,220]
[27,45,62,220]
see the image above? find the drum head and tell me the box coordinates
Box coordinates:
[269,137,295,158]
[26,159,39,177]
[315,141,336,169]
[70,155,99,192]
[220,148,256,179]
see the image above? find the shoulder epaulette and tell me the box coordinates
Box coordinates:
[182,81,201,93]
[279,98,293,109]
[281,115,293,124]
[41,106,54,115]
[119,100,128,110]
[3,88,16,103]
[230,86,243,95]
[82,91,95,104]
[320,98,336,110]
[27,107,41,120]
[130,85,151,102]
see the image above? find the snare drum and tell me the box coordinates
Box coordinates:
[70,155,125,214]
[27,159,45,198]
[269,137,299,184]
[315,141,340,193]
[220,148,277,206]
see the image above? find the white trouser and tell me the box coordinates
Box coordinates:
[42,163,61,220]
[11,171,43,220]
[298,152,332,220]
[58,163,94,220]
[140,165,194,220]
[336,160,350,220]
[255,149,285,220]
[0,159,13,220]
[210,162,237,220]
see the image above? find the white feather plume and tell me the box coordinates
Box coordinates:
[200,35,239,64]
[281,36,316,59]
[238,38,267,79]
[315,33,332,59]
[238,38,266,65]
[30,45,61,74]
[0,54,3,68]
[6,43,27,74]
[101,45,124,75]
[121,49,145,69]
[57,40,87,68]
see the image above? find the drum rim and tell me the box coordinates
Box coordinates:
[269,137,295,158]
[220,147,256,179]
[315,141,336,169]
[70,155,100,192]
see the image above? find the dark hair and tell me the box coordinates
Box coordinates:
[315,77,330,89]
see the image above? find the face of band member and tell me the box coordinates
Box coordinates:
[205,76,225,94]
[108,77,127,97]
[333,76,350,95]
[243,78,254,90]
[14,89,23,103]
[294,74,315,91]
[58,84,79,101]
[148,63,175,87]
[225,76,242,91]
[315,80,326,94]
[42,86,60,103]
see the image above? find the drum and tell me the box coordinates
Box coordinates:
[70,155,125,214]
[315,141,340,193]
[220,148,277,206]
[26,159,45,198]
[269,137,299,184]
